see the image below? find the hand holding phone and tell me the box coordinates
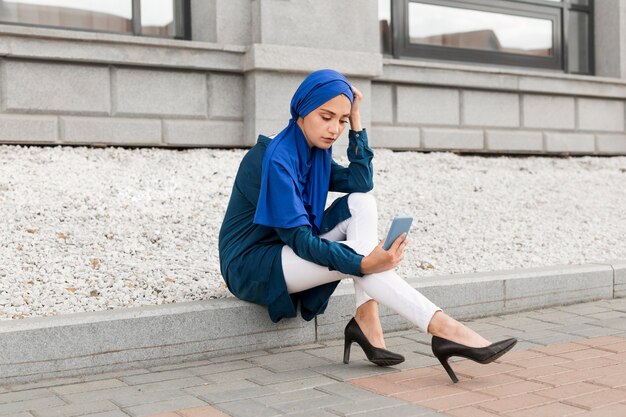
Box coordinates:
[383,216,413,250]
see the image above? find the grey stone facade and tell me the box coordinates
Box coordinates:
[0,0,624,154]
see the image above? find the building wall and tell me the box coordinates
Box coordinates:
[0,0,625,154]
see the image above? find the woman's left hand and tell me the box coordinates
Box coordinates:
[349,85,362,131]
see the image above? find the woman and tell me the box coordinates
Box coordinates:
[218,69,516,383]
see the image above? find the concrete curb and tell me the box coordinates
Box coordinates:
[1,261,625,384]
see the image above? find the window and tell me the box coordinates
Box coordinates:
[381,0,593,74]
[0,0,191,39]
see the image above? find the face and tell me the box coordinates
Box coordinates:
[297,94,351,149]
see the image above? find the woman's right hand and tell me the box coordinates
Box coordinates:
[360,233,408,275]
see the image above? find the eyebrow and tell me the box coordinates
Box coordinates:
[320,108,350,118]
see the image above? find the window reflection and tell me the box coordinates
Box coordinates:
[140,0,183,38]
[408,3,554,57]
[0,0,132,32]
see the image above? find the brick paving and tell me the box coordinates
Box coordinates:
[1,297,626,417]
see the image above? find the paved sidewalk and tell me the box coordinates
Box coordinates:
[1,298,626,417]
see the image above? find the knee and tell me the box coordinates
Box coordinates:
[348,192,377,214]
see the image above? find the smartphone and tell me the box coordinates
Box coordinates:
[383,216,413,250]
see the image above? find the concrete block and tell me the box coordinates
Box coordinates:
[486,130,543,152]
[463,91,519,127]
[30,400,119,417]
[257,0,379,54]
[243,44,383,78]
[208,73,244,119]
[578,98,625,131]
[397,86,459,125]
[523,95,575,129]
[123,395,207,417]
[545,132,595,153]
[61,117,162,145]
[518,75,626,99]
[611,260,626,298]
[163,120,243,147]
[596,134,626,154]
[422,128,483,150]
[371,83,393,124]
[4,60,110,114]
[504,264,613,310]
[0,26,244,72]
[0,115,57,143]
[368,126,419,149]
[113,68,207,118]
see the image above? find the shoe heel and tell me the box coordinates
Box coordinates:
[343,338,352,364]
[437,356,459,383]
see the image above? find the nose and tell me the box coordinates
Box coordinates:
[329,120,339,135]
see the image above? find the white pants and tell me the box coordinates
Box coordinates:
[281,193,441,332]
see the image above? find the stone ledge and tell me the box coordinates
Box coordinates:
[0,261,623,385]
[380,59,626,99]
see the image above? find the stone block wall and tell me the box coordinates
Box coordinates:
[370,62,626,155]
[0,30,246,148]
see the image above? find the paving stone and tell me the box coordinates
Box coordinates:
[325,396,413,416]
[254,388,328,406]
[123,395,207,417]
[74,411,129,417]
[50,379,128,395]
[207,351,269,364]
[29,399,119,417]
[133,377,207,393]
[311,362,397,381]
[62,387,190,408]
[273,393,350,414]
[216,399,282,417]
[80,369,152,383]
[505,401,587,417]
[201,367,275,384]
[533,381,605,400]
[348,404,433,417]
[248,351,332,372]
[415,390,495,412]
[188,361,255,377]
[283,410,338,417]
[266,375,337,393]
[248,369,319,385]
[444,406,502,417]
[120,369,197,385]
[318,382,383,401]
[0,396,66,416]
[570,403,626,416]
[194,385,277,404]
[148,360,214,373]
[0,388,58,404]
[563,388,626,410]
[477,392,552,413]
[177,405,231,417]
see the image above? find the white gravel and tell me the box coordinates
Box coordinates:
[1,144,625,321]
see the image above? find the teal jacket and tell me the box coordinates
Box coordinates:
[219,130,374,322]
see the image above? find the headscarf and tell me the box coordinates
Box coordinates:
[253,69,354,235]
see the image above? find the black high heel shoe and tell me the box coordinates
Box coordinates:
[343,317,405,367]
[431,336,517,383]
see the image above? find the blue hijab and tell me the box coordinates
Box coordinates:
[253,69,354,236]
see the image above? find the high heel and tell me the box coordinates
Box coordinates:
[431,336,517,383]
[343,317,405,367]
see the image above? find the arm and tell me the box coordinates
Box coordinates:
[275,226,364,277]
[329,129,374,193]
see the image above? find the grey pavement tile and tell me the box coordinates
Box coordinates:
[284,410,338,417]
[594,317,626,331]
[61,386,189,408]
[248,351,332,372]
[122,395,207,417]
[50,379,128,395]
[492,317,561,331]
[29,399,119,417]
[0,388,58,404]
[311,362,397,381]
[3,377,83,393]
[316,382,384,401]
[586,311,626,320]
[272,393,350,414]
[208,350,269,364]
[384,336,422,348]
[202,366,276,384]
[75,411,130,417]
[555,324,623,338]
[254,388,328,406]
[306,344,361,362]
[522,332,583,346]
[248,369,320,386]
[268,343,326,354]
[184,379,260,396]
[350,404,436,417]
[80,369,151,383]
[195,385,278,404]
[147,359,214,373]
[132,376,207,393]
[557,303,611,315]
[392,354,439,371]
[188,360,255,376]
[394,331,432,344]
[266,375,337,393]
[0,396,66,417]
[216,399,282,417]
[510,340,544,352]
[324,396,408,416]
[0,413,32,417]
[119,369,197,385]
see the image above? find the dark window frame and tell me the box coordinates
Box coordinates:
[0,0,192,40]
[390,0,594,74]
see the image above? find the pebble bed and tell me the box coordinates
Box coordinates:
[1,144,625,321]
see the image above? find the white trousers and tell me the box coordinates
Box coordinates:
[281,193,441,332]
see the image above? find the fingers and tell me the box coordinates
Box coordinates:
[390,233,407,251]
